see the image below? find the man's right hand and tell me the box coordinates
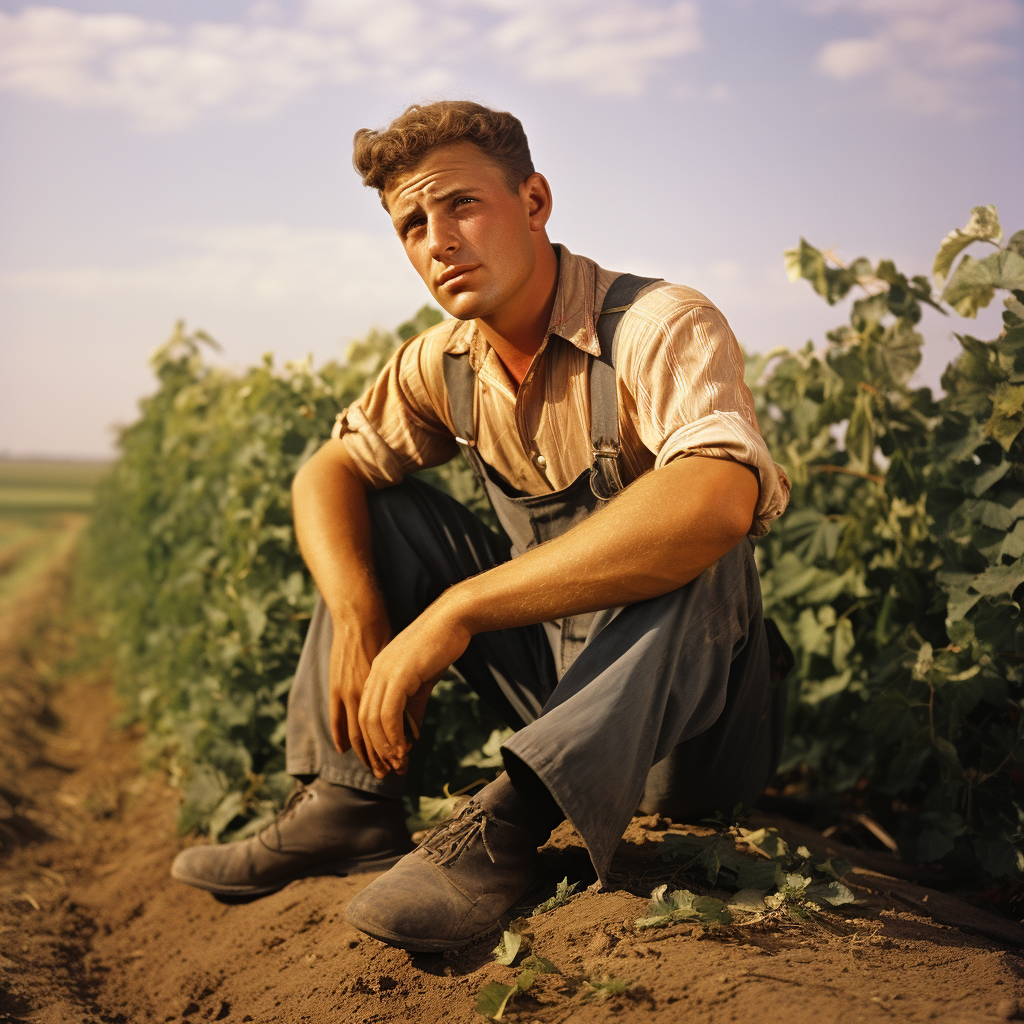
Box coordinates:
[327,608,392,774]
[292,438,400,776]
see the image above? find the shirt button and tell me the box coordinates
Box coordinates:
[535,454,547,468]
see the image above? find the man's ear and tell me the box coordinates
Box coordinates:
[521,172,553,232]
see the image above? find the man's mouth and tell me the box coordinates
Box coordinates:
[435,264,479,289]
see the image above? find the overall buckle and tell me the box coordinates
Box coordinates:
[590,448,623,501]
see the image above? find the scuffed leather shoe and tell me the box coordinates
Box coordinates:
[344,785,545,951]
[171,779,412,897]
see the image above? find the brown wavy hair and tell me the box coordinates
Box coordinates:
[353,101,535,204]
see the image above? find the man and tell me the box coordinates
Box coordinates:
[171,101,790,952]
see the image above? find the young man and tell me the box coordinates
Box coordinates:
[171,101,790,952]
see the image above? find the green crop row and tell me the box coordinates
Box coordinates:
[80,209,1024,880]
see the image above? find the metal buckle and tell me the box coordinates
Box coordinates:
[590,448,623,500]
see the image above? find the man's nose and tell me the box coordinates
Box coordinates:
[426,216,459,261]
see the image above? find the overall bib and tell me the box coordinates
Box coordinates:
[287,275,784,884]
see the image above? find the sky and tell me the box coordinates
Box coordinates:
[1,0,1022,459]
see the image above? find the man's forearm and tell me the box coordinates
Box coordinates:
[439,456,759,636]
[291,440,386,626]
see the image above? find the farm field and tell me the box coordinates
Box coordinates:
[0,458,108,615]
[0,566,1022,1023]
[0,471,1021,1022]
[0,459,107,512]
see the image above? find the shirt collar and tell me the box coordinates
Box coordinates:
[442,244,602,362]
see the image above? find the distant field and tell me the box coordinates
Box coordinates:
[0,458,110,512]
[0,459,110,608]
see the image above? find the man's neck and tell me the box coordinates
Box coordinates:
[474,241,559,388]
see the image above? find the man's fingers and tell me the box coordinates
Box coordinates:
[361,703,401,775]
[356,695,391,778]
[381,686,411,755]
[359,670,408,773]
[329,696,351,755]
[345,704,372,770]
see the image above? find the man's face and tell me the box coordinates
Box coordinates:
[384,142,540,322]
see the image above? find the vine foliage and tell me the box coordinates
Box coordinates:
[759,207,1024,877]
[83,209,1024,879]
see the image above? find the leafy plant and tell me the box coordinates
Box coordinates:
[646,824,854,927]
[531,877,582,916]
[635,886,733,929]
[79,306,504,836]
[757,206,1024,879]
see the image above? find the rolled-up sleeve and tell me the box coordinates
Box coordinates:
[625,297,790,537]
[330,332,459,490]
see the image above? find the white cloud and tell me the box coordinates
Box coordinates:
[474,0,700,96]
[808,0,1022,118]
[0,0,701,130]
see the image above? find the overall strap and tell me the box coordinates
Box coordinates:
[590,273,662,500]
[442,349,486,483]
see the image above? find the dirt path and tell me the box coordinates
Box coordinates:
[2,561,1024,1024]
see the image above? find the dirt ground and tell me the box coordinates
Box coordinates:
[3,558,1024,1024]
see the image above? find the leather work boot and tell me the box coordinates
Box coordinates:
[344,782,546,951]
[170,779,413,897]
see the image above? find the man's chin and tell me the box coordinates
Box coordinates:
[434,290,491,322]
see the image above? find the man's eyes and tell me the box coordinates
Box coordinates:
[401,198,477,238]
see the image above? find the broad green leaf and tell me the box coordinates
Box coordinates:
[728,888,769,912]
[985,383,1024,450]
[475,971,536,1021]
[933,205,1003,284]
[916,829,955,862]
[475,982,514,1020]
[734,856,784,891]
[999,520,1024,560]
[207,790,245,841]
[460,727,514,769]
[406,794,462,833]
[970,559,1024,598]
[972,459,1011,496]
[973,836,1024,877]
[805,881,856,906]
[878,319,923,386]
[846,389,877,472]
[492,930,523,966]
[520,954,560,975]
[944,250,1024,318]
[815,858,852,880]
[784,238,858,304]
[737,827,789,859]
[801,669,854,705]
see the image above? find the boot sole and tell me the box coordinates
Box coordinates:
[342,915,499,953]
[171,849,411,897]
[344,877,551,953]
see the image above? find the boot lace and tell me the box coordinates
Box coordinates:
[420,804,496,868]
[258,782,313,851]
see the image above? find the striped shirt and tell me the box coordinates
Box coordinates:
[332,245,789,537]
